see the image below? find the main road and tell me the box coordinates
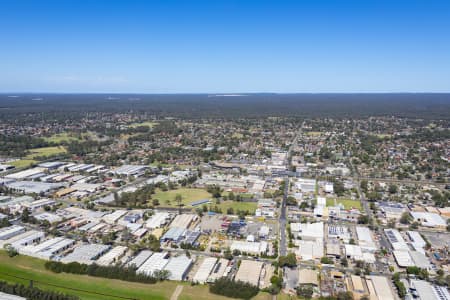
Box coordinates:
[279,129,300,257]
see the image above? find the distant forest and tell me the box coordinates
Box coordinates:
[1,93,450,120]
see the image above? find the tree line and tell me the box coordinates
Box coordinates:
[0,280,79,300]
[209,278,259,299]
[44,261,169,284]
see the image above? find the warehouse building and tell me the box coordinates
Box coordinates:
[230,240,268,255]
[207,258,230,282]
[102,210,128,224]
[96,246,127,266]
[137,252,170,276]
[410,212,447,228]
[145,212,172,229]
[367,275,396,300]
[161,227,185,242]
[384,228,409,251]
[193,257,218,284]
[19,237,75,260]
[0,225,25,240]
[126,250,153,269]
[410,279,450,300]
[169,214,197,229]
[296,240,324,260]
[290,222,324,241]
[298,269,319,286]
[234,260,264,287]
[112,165,148,177]
[4,181,64,194]
[9,230,45,250]
[407,231,427,253]
[163,255,193,281]
[356,226,377,251]
[61,244,111,264]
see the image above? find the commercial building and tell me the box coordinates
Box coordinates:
[230,240,268,255]
[410,212,447,228]
[61,244,111,264]
[384,228,409,251]
[207,258,230,282]
[96,246,127,266]
[291,222,324,241]
[137,252,170,276]
[193,257,218,284]
[234,260,264,287]
[19,237,75,260]
[163,255,193,281]
[296,240,324,260]
[126,250,153,269]
[410,279,450,300]
[145,212,172,229]
[0,225,25,240]
[298,269,319,286]
[169,214,197,229]
[367,275,396,300]
[356,226,377,251]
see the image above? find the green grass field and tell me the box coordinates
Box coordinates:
[218,200,257,213]
[154,188,211,207]
[326,198,362,210]
[8,159,37,168]
[129,121,158,128]
[44,132,84,144]
[25,146,67,159]
[0,251,242,300]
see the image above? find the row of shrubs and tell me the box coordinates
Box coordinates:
[44,261,169,284]
[0,281,79,300]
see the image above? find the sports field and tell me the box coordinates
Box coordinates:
[326,198,362,210]
[153,188,211,207]
[128,121,158,128]
[25,146,67,159]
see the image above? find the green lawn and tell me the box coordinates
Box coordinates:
[25,146,67,159]
[9,159,37,168]
[154,188,211,207]
[0,251,241,300]
[326,198,362,210]
[218,200,257,213]
[44,132,84,144]
[129,121,158,128]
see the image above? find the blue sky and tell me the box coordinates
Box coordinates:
[1,0,450,93]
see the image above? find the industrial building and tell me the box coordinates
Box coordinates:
[234,260,264,287]
[126,250,153,269]
[145,212,172,229]
[137,252,169,276]
[367,275,396,300]
[61,244,111,264]
[207,258,230,282]
[0,225,25,240]
[410,212,447,228]
[356,226,377,251]
[290,222,324,241]
[169,214,197,229]
[163,255,193,281]
[19,237,75,260]
[193,257,218,284]
[384,228,409,251]
[296,240,324,260]
[96,246,127,266]
[230,240,268,255]
[410,279,450,300]
[298,269,319,286]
